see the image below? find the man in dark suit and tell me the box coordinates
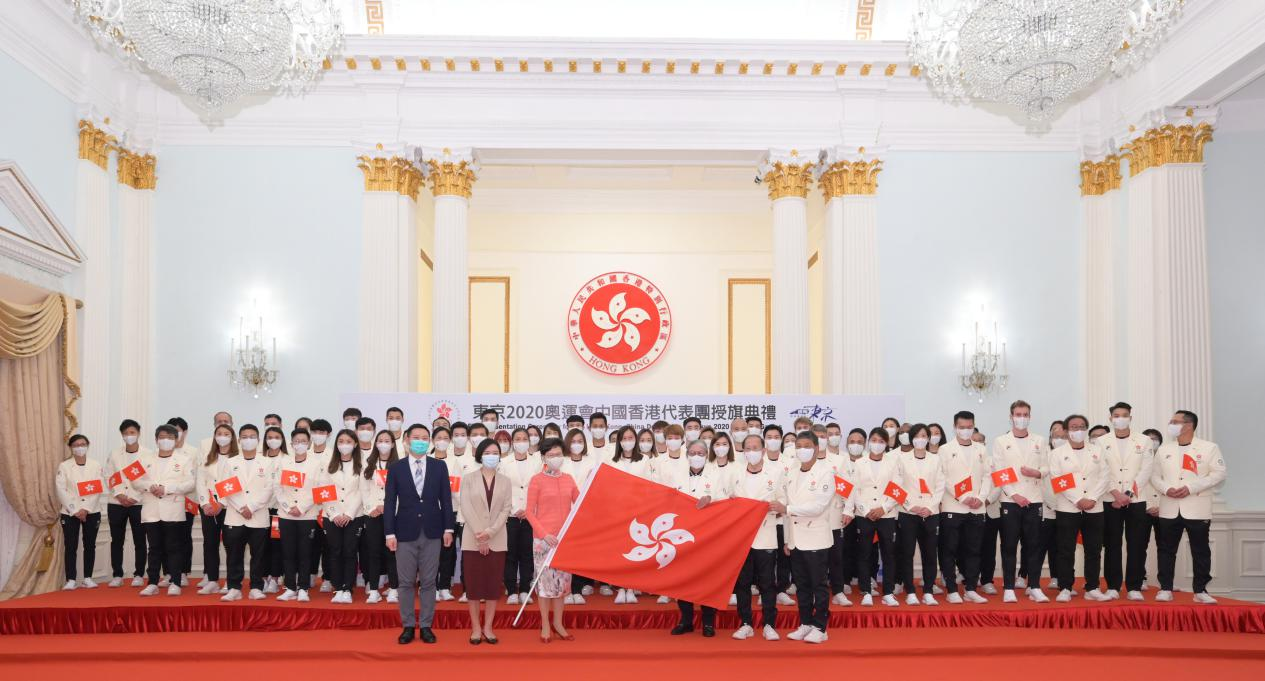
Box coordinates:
[385,424,454,644]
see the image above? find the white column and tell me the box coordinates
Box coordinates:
[1080,155,1120,414]
[117,149,155,425]
[759,149,817,394]
[818,147,884,394]
[75,120,113,448]
[422,147,479,394]
[355,151,422,391]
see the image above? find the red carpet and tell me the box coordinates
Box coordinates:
[2,580,1263,635]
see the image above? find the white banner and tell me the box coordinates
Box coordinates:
[340,392,905,433]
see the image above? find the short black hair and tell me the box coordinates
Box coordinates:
[565,415,584,425]
[68,433,89,447]
[474,438,500,463]
[1109,401,1132,414]
[590,412,608,425]
[1065,414,1089,429]
[682,416,701,428]
[405,423,431,438]
[953,411,975,425]
[796,430,819,446]
[310,419,332,433]
[118,419,141,432]
[166,417,189,431]
[238,423,260,436]
[291,428,310,440]
[652,420,669,430]
[1143,428,1163,446]
[355,416,376,429]
[342,407,362,419]
[469,422,489,435]
[480,408,500,420]
[763,424,783,439]
[451,421,469,433]
[1089,425,1110,436]
[155,424,179,439]
[387,406,404,417]
[538,437,565,456]
[1176,410,1199,430]
[264,413,282,422]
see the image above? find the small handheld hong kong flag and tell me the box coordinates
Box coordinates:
[833,475,854,499]
[123,460,147,482]
[270,515,281,539]
[215,476,243,498]
[280,470,305,488]
[1182,454,1199,474]
[953,476,973,499]
[883,481,908,505]
[374,468,388,487]
[183,497,198,515]
[919,478,931,495]
[991,467,1018,487]
[312,484,338,503]
[1051,472,1076,493]
[77,479,103,496]
[449,476,461,493]
[108,471,123,489]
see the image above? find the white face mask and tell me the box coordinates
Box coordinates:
[912,437,929,449]
[157,438,175,451]
[591,427,607,439]
[765,437,781,451]
[654,432,666,444]
[512,442,529,455]
[712,445,729,458]
[266,438,283,450]
[732,428,748,440]
[72,446,89,457]
[1111,416,1131,430]
[470,436,487,448]
[123,435,138,446]
[434,440,451,452]
[215,435,232,447]
[453,436,468,450]
[482,420,497,430]
[1166,422,1183,438]
[827,435,842,447]
[387,419,403,431]
[847,443,865,456]
[884,427,897,438]
[239,437,259,451]
[344,419,356,430]
[1051,437,1068,449]
[666,438,683,451]
[545,456,564,471]
[744,451,764,465]
[569,442,585,455]
[620,439,636,451]
[684,430,701,442]
[482,454,500,469]
[638,442,653,453]
[1068,430,1087,443]
[898,432,911,446]
[292,443,309,455]
[1012,416,1030,430]
[337,443,355,456]
[356,430,374,443]
[376,442,393,454]
[956,428,974,442]
[688,454,707,469]
[311,434,328,446]
[795,448,815,463]
[529,435,540,446]
[869,441,887,454]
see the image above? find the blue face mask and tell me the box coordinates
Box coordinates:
[410,440,430,455]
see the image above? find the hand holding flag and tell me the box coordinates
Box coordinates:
[883,481,908,505]
[123,460,147,482]
[77,479,102,496]
[1182,454,1199,474]
[833,475,854,499]
[215,476,243,498]
[312,484,338,503]
[1051,472,1076,494]
[953,476,973,499]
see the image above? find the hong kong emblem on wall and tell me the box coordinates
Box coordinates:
[568,272,671,375]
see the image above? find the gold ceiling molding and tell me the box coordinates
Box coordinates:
[319,56,914,78]
[425,156,478,199]
[762,157,816,201]
[1079,155,1121,196]
[1121,122,1214,177]
[116,148,157,190]
[855,0,877,40]
[364,0,385,35]
[818,157,883,197]
[77,119,115,170]
[357,154,422,200]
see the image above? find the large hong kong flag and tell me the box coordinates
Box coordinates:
[547,463,767,610]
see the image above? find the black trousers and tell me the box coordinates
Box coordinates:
[1055,510,1104,592]
[774,525,793,592]
[897,512,939,593]
[676,600,716,628]
[1103,502,1150,592]
[144,521,185,584]
[504,517,534,594]
[827,528,846,594]
[978,513,1001,585]
[1038,516,1058,581]
[360,514,398,589]
[314,522,328,577]
[999,502,1043,589]
[279,517,317,591]
[107,503,145,578]
[199,508,225,580]
[938,512,984,590]
[1157,514,1213,593]
[855,516,897,595]
[734,548,777,628]
[323,518,363,592]
[438,518,460,590]
[265,510,283,579]
[790,548,829,631]
[180,512,195,576]
[224,524,269,591]
[839,521,859,585]
[60,513,101,581]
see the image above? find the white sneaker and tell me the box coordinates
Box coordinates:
[751,585,760,595]
[980,583,998,595]
[923,593,939,606]
[366,589,382,604]
[1027,588,1049,603]
[319,581,333,593]
[1193,592,1218,605]
[130,576,144,587]
[248,588,266,600]
[614,589,627,604]
[906,593,920,606]
[832,592,851,606]
[337,590,354,604]
[860,593,874,607]
[386,588,398,604]
[946,592,963,604]
[581,584,594,596]
[786,624,812,641]
[108,577,123,588]
[520,592,532,604]
[932,584,944,595]
[158,576,170,588]
[600,585,614,596]
[81,577,98,588]
[220,588,243,602]
[1084,589,1109,602]
[881,594,899,607]
[1016,577,1028,589]
[180,575,189,587]
[297,589,310,602]
[564,594,576,605]
[572,594,586,605]
[656,595,670,604]
[197,575,210,587]
[1056,589,1073,603]
[440,589,455,601]
[732,624,754,640]
[139,584,159,596]
[277,589,297,602]
[762,625,780,641]
[62,580,77,591]
[507,593,520,605]
[1155,590,1173,602]
[197,581,221,595]
[458,592,468,603]
[729,594,738,606]
[1127,590,1144,601]
[625,591,639,604]
[843,584,852,595]
[786,583,797,595]
[776,592,794,606]
[964,590,988,604]
[804,627,827,644]
[167,584,181,596]
[263,578,279,594]
[1104,589,1120,600]
[1003,589,1018,603]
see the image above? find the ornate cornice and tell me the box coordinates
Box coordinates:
[421,147,479,199]
[77,119,115,170]
[356,153,423,200]
[116,148,156,190]
[817,146,883,197]
[1079,155,1121,196]
[1122,122,1213,176]
[759,149,816,201]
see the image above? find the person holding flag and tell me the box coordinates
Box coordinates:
[1048,414,1109,603]
[195,424,234,594]
[990,400,1050,604]
[1151,410,1226,604]
[105,419,151,588]
[937,411,993,604]
[57,434,105,591]
[273,428,323,602]
[216,424,278,601]
[730,433,787,640]
[1098,402,1156,602]
[315,429,364,604]
[138,424,195,597]
[361,429,401,605]
[896,424,944,606]
[851,427,905,607]
[525,438,579,643]
[667,439,730,637]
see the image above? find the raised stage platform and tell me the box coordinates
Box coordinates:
[2,581,1263,635]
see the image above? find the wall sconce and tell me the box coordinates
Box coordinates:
[228,298,278,399]
[961,306,1007,403]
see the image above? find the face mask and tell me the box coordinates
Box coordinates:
[453,436,468,450]
[620,439,636,451]
[1068,430,1087,444]
[569,443,585,455]
[376,442,393,454]
[470,436,486,448]
[1012,416,1030,430]
[157,438,175,451]
[1149,438,1161,450]
[912,437,929,449]
[266,438,283,450]
[884,427,897,438]
[123,435,138,446]
[898,432,911,446]
[956,428,974,442]
[733,428,748,440]
[293,443,309,455]
[431,440,447,453]
[1167,422,1183,438]
[72,446,89,457]
[702,437,713,447]
[765,437,781,451]
[239,437,258,451]
[344,419,356,430]
[713,445,729,458]
[1111,416,1131,430]
[512,442,529,455]
[545,456,564,471]
[1051,437,1068,449]
[591,428,607,439]
[847,443,865,456]
[744,451,764,465]
[482,420,497,429]
[311,434,328,446]
[684,430,701,442]
[529,435,540,446]
[666,438,683,451]
[827,435,842,447]
[654,432,666,444]
[688,455,707,469]
[482,454,500,469]
[638,442,653,453]
[387,419,403,431]
[215,435,232,447]
[356,430,374,443]
[869,441,887,454]
[337,443,355,456]
[795,448,815,463]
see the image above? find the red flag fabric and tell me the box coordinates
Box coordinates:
[1051,473,1076,494]
[270,515,281,539]
[215,476,243,498]
[883,481,908,505]
[77,479,103,496]
[548,463,767,610]
[991,467,1018,487]
[1182,454,1199,474]
[184,497,198,515]
[953,476,973,498]
[919,478,931,495]
[312,484,338,503]
[449,476,461,493]
[374,468,388,487]
[280,470,305,488]
[107,471,123,489]
[123,460,146,481]
[833,475,854,499]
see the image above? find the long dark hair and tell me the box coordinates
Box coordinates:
[264,426,288,455]
[364,429,399,479]
[868,427,891,453]
[565,428,588,459]
[611,424,640,462]
[205,424,237,466]
[328,429,364,475]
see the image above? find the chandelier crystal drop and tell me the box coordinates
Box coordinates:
[71,0,342,114]
[909,0,1184,121]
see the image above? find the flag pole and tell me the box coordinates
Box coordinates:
[511,461,606,627]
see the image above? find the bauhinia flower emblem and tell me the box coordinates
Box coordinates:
[591,291,651,351]
[622,513,694,569]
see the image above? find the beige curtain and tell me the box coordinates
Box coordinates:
[0,294,80,600]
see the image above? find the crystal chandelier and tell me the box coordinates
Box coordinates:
[960,313,1008,403]
[228,306,278,399]
[70,0,342,114]
[909,0,1185,121]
